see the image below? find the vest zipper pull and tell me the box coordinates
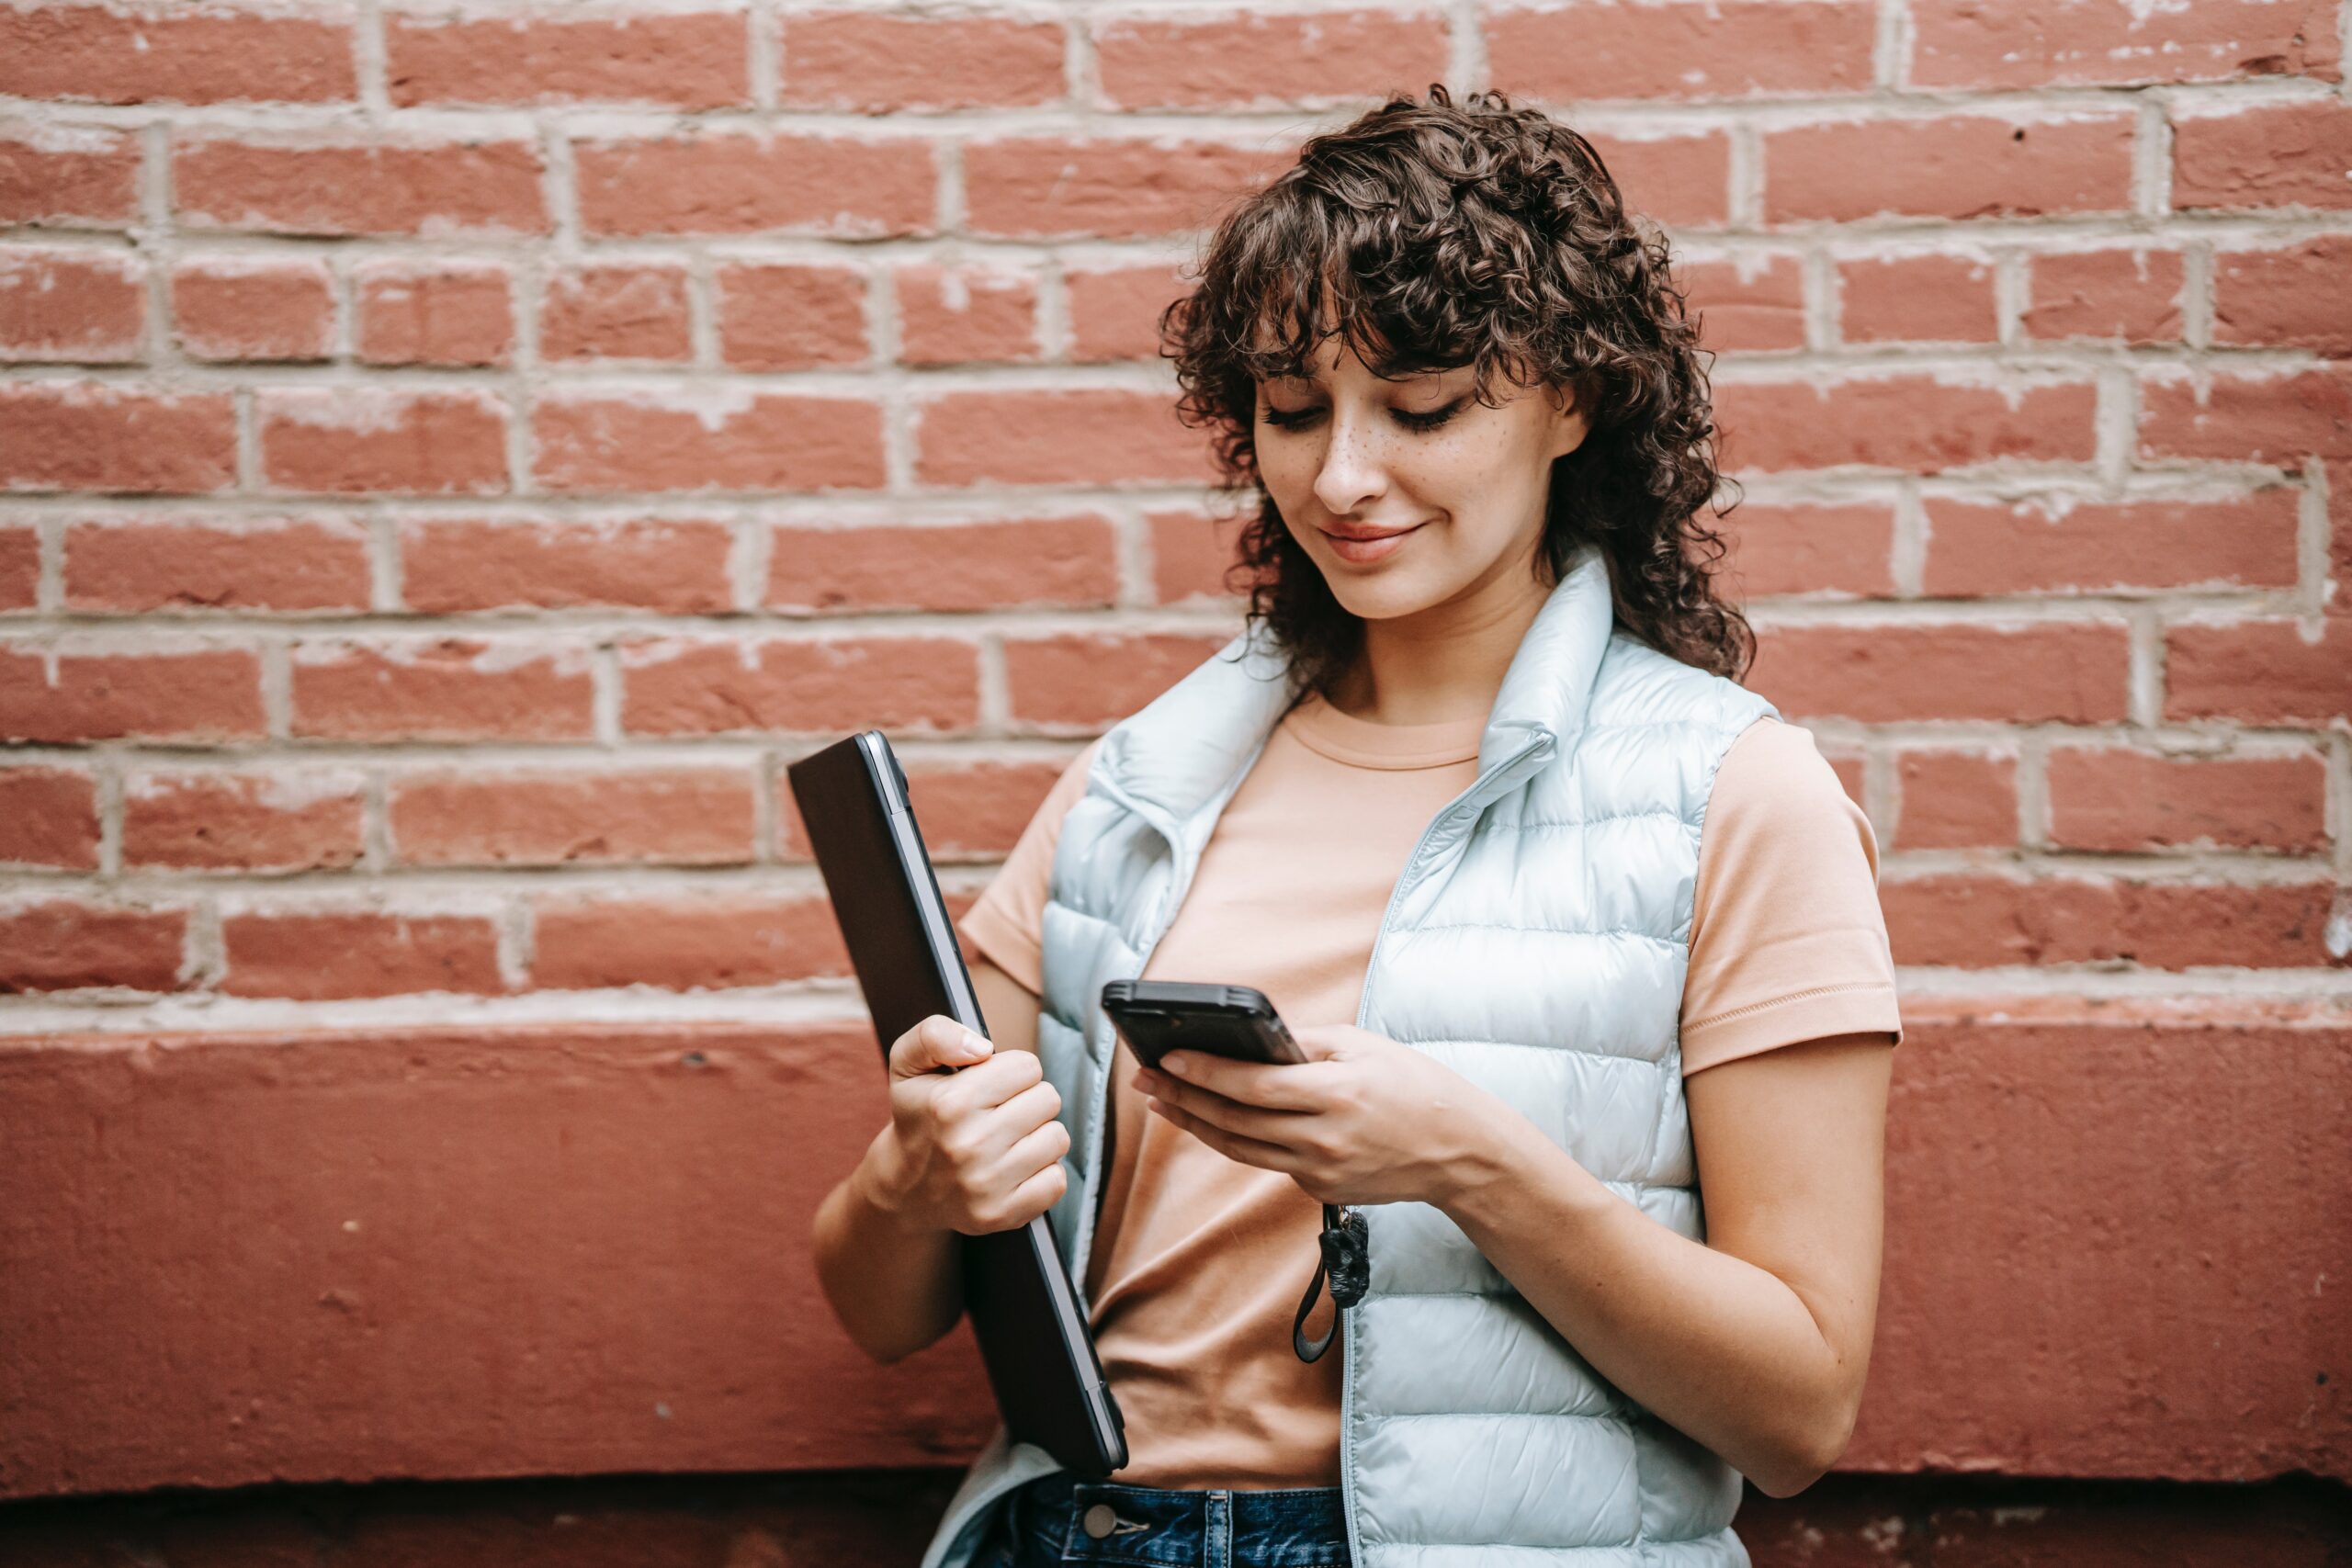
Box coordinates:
[1293,1203,1370,1362]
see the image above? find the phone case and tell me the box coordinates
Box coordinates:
[1100,979,1308,1071]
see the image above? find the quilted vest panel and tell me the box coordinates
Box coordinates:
[919,546,1777,1568]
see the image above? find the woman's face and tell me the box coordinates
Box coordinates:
[1252,335,1590,622]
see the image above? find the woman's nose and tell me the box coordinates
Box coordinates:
[1312,408,1391,515]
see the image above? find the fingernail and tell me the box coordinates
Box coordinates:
[1163,1054,1189,1077]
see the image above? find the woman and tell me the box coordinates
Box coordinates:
[811,85,1899,1568]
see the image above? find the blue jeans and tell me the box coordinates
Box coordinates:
[977,1472,1354,1568]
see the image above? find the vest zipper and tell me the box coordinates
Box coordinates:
[1338,732,1550,1568]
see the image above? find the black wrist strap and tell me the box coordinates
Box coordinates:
[1293,1204,1370,1362]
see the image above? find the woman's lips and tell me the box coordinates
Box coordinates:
[1319,522,1427,563]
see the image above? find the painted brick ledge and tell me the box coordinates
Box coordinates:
[0,998,2344,1503]
[0,1469,2345,1568]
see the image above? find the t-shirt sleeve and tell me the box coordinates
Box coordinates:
[956,735,1108,997]
[1679,716,1903,1076]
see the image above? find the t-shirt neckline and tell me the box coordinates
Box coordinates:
[1283,690,1487,770]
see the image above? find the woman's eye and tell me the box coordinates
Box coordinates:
[1260,400,1463,432]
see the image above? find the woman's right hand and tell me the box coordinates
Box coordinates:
[861,1014,1072,1235]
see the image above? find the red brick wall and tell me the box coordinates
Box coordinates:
[0,0,2345,1557]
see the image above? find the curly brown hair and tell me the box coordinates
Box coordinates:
[1159,83,1755,704]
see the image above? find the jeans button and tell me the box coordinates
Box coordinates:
[1082,1503,1120,1540]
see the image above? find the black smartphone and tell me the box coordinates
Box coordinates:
[1099,980,1309,1072]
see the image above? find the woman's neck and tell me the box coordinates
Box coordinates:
[1323,570,1551,727]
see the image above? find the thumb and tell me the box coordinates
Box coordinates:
[891,1014,993,1077]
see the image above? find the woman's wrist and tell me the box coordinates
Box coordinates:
[1431,1097,1611,1238]
[848,1125,935,1235]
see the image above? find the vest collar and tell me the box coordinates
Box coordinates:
[1094,543,1615,825]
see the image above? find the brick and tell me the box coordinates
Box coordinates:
[65,517,369,614]
[717,262,866,371]
[258,388,508,496]
[386,9,747,107]
[0,128,141,227]
[0,524,34,608]
[0,383,235,493]
[220,909,503,999]
[1003,631,1230,728]
[2212,235,2352,356]
[1715,378,2098,474]
[1882,874,2345,968]
[1911,0,2342,88]
[2047,748,2328,854]
[390,767,755,868]
[573,132,933,237]
[1487,0,1876,101]
[1677,254,1807,354]
[778,751,1074,861]
[170,257,334,361]
[2022,247,2187,344]
[0,900,186,992]
[539,265,691,363]
[1837,254,1997,344]
[2174,100,2352,211]
[1894,750,2018,850]
[1927,1497,2347,1568]
[1147,507,1250,605]
[289,638,596,742]
[0,4,355,104]
[778,10,1063,110]
[766,516,1116,614]
[1751,623,2131,723]
[2165,617,2352,727]
[1094,10,1447,109]
[2139,367,2352,466]
[122,771,364,872]
[1763,115,2135,222]
[532,390,884,493]
[893,264,1038,367]
[1588,132,1736,229]
[620,636,979,736]
[530,894,844,990]
[1067,262,1189,363]
[0,247,143,361]
[1920,491,2300,595]
[174,134,547,237]
[964,136,1287,240]
[0,767,98,868]
[1720,502,1896,598]
[914,389,1219,487]
[400,517,733,615]
[354,261,512,367]
[0,645,264,742]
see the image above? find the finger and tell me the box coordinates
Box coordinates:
[931,1043,1043,1119]
[1147,1097,1304,1173]
[961,1078,1064,1166]
[983,1115,1072,1193]
[1137,1068,1316,1147]
[998,1157,1069,1229]
[890,1014,991,1078]
[1157,1050,1331,1111]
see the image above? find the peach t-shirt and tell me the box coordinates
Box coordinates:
[955,691,1901,1490]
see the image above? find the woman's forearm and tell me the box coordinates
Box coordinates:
[809,1126,967,1366]
[1433,1107,1856,1497]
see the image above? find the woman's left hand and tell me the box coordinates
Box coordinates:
[1134,1023,1512,1210]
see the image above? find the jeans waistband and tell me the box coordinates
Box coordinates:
[1006,1471,1351,1567]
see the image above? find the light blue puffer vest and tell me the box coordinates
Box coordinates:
[921,545,1777,1568]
